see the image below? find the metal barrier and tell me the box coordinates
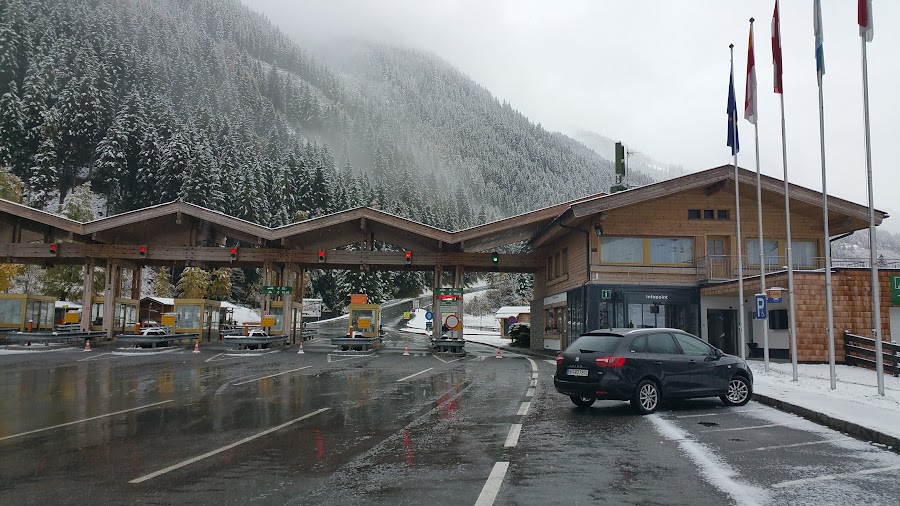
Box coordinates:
[843,331,899,377]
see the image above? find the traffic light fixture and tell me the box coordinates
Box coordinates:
[491,252,499,264]
[49,243,58,256]
[318,250,326,263]
[139,245,147,258]
[405,251,412,265]
[230,247,238,262]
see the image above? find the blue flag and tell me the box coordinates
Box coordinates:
[814,0,825,76]
[727,69,740,155]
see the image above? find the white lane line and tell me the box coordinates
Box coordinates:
[675,408,765,419]
[532,373,539,380]
[504,424,522,447]
[517,402,531,416]
[224,349,280,357]
[526,357,537,372]
[232,366,312,386]
[327,353,374,363]
[433,354,465,364]
[204,352,224,363]
[705,421,805,433]
[736,437,854,453]
[474,461,510,506]
[648,415,769,506]
[397,367,434,382]
[772,464,900,489]
[129,408,329,484]
[77,352,113,361]
[0,400,174,442]
[529,379,537,388]
[525,387,535,398]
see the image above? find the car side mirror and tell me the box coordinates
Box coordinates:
[714,348,723,358]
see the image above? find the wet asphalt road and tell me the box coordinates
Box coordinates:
[2,327,900,505]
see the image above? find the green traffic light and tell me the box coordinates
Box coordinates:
[492,252,499,263]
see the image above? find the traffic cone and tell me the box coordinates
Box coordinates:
[83,339,91,352]
[495,348,503,359]
[193,341,200,354]
[403,344,410,356]
[297,340,305,354]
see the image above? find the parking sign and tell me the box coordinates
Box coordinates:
[754,294,767,319]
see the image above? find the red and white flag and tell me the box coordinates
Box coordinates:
[859,0,874,42]
[771,1,783,94]
[744,23,757,124]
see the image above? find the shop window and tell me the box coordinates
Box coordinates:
[769,309,789,330]
[688,209,701,220]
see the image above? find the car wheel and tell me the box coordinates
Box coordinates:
[721,376,752,406]
[569,395,596,408]
[632,379,660,415]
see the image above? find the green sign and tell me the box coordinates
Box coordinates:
[437,288,464,296]
[891,275,900,305]
[601,289,612,300]
[261,286,292,295]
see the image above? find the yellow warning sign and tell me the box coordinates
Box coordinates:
[161,314,176,326]
[261,316,276,327]
[64,312,80,323]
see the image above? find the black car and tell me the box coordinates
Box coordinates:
[553,328,753,414]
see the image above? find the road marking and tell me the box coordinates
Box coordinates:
[77,352,113,361]
[504,424,522,447]
[232,366,312,386]
[397,368,434,382]
[433,354,465,364]
[530,379,537,388]
[204,352,224,363]
[736,437,854,453]
[129,408,329,484]
[544,359,556,366]
[517,402,531,416]
[675,408,765,418]
[526,357,537,372]
[532,373,539,380]
[525,387,535,398]
[705,421,804,433]
[474,461,509,506]
[224,349,279,357]
[771,464,900,489]
[327,353,375,363]
[0,400,174,442]
[648,415,769,505]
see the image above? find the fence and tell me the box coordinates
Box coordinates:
[843,331,899,377]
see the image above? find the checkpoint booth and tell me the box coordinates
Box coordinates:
[173,299,221,341]
[268,301,286,336]
[348,299,380,338]
[89,296,139,333]
[0,294,55,332]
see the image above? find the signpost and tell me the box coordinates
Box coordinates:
[261,286,292,295]
[766,287,783,303]
[891,275,900,305]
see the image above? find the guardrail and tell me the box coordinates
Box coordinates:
[843,331,899,377]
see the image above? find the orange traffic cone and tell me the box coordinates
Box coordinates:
[297,340,305,354]
[403,344,410,356]
[193,341,200,354]
[83,339,91,352]
[495,348,503,359]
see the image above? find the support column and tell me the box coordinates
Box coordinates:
[80,259,94,332]
[433,264,442,338]
[530,265,547,350]
[298,268,306,341]
[103,259,119,341]
[261,261,272,323]
[454,265,464,340]
[283,264,294,343]
[131,267,142,300]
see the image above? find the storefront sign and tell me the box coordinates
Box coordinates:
[543,292,567,306]
[643,294,670,301]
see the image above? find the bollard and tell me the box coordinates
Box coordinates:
[27,319,33,332]
[135,322,141,334]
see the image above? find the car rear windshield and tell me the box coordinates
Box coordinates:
[565,335,622,354]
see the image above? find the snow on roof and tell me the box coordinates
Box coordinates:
[495,306,530,319]
[55,301,82,309]
[220,301,260,325]
[144,296,175,305]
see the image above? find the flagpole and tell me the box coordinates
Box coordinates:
[748,18,769,372]
[860,33,884,396]
[730,43,746,361]
[816,0,837,390]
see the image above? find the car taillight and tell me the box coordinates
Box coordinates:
[556,355,564,365]
[596,356,626,368]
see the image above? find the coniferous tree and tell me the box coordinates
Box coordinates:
[151,267,175,298]
[176,267,209,299]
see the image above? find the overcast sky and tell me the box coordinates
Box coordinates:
[244,0,899,232]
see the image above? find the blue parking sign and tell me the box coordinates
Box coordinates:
[425,311,433,321]
[754,294,767,319]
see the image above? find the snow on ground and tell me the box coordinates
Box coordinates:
[749,360,900,441]
[401,309,506,345]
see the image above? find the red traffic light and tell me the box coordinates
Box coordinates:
[230,247,238,261]
[49,243,58,255]
[405,251,412,263]
[318,250,326,262]
[139,245,147,258]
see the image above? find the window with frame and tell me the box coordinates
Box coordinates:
[673,333,713,356]
[600,237,643,263]
[646,333,680,354]
[554,252,561,278]
[562,248,568,274]
[547,256,553,280]
[717,209,729,220]
[703,209,715,220]
[649,238,693,264]
[791,240,816,268]
[769,309,789,330]
[747,239,780,266]
[688,209,701,220]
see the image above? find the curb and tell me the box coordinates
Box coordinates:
[752,392,899,452]
[465,339,558,359]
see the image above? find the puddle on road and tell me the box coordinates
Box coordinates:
[697,421,719,427]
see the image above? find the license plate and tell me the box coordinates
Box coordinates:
[567,368,588,377]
